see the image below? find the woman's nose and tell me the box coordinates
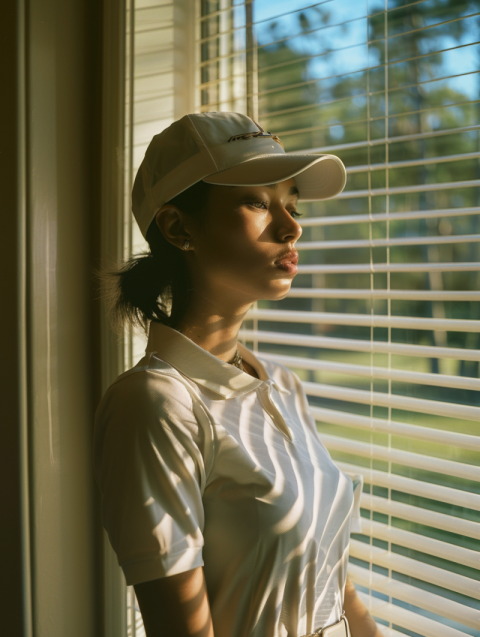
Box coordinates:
[278,208,303,242]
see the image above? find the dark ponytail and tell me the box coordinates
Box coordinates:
[103,179,212,333]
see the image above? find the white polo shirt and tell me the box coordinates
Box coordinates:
[94,322,363,637]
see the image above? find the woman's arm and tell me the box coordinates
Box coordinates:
[134,566,214,637]
[343,576,384,637]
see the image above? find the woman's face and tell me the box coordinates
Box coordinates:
[187,177,303,304]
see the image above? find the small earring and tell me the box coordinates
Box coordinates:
[182,239,190,251]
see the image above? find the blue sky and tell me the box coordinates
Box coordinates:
[230,0,479,100]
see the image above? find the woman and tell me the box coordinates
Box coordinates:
[94,112,384,637]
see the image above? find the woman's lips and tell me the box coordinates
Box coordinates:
[275,262,298,275]
[275,263,298,274]
[274,250,298,275]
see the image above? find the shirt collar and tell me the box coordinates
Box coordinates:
[146,321,271,399]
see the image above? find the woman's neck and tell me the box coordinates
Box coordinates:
[175,319,260,379]
[174,291,254,368]
[175,308,253,362]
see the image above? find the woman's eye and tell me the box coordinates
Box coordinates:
[246,201,302,217]
[249,201,268,210]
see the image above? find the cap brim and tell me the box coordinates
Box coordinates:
[202,153,346,200]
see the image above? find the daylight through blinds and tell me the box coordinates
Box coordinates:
[199,1,480,635]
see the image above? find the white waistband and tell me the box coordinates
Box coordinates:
[301,613,351,637]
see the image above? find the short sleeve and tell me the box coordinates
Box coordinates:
[94,370,213,585]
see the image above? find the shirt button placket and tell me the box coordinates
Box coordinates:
[258,382,293,441]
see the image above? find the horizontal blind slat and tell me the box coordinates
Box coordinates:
[359,493,480,540]
[350,539,480,601]
[256,86,476,129]
[337,461,480,511]
[247,309,480,332]
[346,150,480,173]
[355,590,470,637]
[254,68,480,102]
[301,124,480,153]
[258,351,480,391]
[298,207,480,227]
[321,433,480,482]
[310,405,480,450]
[198,20,479,72]
[241,330,480,361]
[359,519,480,568]
[199,9,365,49]
[296,234,480,250]
[258,32,480,77]
[303,381,480,421]
[263,89,479,121]
[199,10,480,53]
[198,0,333,42]
[287,288,480,301]
[348,564,480,631]
[296,262,480,273]
[244,0,331,28]
[335,179,480,200]
[200,6,471,54]
[383,10,480,42]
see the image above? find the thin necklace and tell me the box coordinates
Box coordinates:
[173,326,246,372]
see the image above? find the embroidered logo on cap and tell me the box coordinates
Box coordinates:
[228,122,284,149]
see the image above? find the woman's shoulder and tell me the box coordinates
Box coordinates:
[93,352,217,459]
[96,352,197,419]
[93,352,216,495]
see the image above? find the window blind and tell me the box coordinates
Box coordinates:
[199,1,480,635]
[122,1,196,634]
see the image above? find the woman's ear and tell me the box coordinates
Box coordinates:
[155,205,193,250]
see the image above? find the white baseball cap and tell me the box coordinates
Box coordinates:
[132,111,346,238]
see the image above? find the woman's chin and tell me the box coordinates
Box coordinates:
[262,280,293,300]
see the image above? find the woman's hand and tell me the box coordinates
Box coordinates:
[134,566,214,637]
[343,577,384,637]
